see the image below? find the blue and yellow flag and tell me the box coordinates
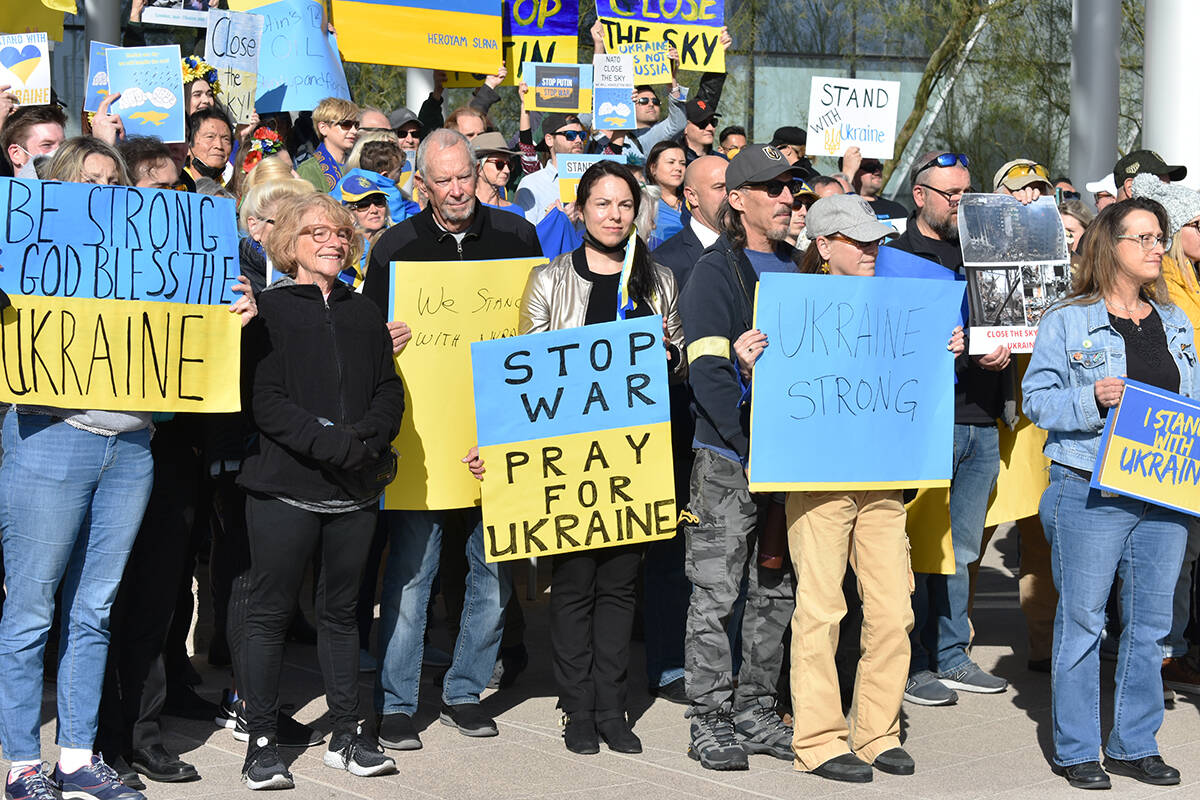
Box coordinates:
[617,225,637,320]
[331,0,502,72]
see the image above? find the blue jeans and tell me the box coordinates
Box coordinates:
[1164,518,1200,657]
[911,423,999,674]
[374,509,511,714]
[1041,463,1187,766]
[0,414,152,761]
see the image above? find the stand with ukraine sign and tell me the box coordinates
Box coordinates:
[1092,379,1200,515]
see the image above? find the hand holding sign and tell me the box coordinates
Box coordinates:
[1095,376,1126,408]
[90,92,125,146]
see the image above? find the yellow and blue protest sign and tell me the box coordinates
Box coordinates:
[249,0,349,113]
[472,315,676,562]
[593,53,634,129]
[384,258,542,511]
[618,40,671,84]
[598,0,725,73]
[331,0,501,73]
[83,41,115,114]
[558,153,624,203]
[1092,379,1200,515]
[747,272,964,491]
[522,61,593,113]
[0,178,243,412]
[205,9,263,125]
[445,0,579,87]
[0,5,64,41]
[0,33,50,106]
[105,45,185,143]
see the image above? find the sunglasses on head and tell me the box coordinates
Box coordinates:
[333,119,360,131]
[633,97,662,106]
[553,130,587,142]
[1003,162,1049,181]
[349,195,387,210]
[914,152,969,179]
[743,179,806,198]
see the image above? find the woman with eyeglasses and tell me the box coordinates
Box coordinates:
[645,140,688,248]
[465,160,685,756]
[749,194,963,782]
[297,97,361,192]
[1024,198,1193,790]
[238,193,405,790]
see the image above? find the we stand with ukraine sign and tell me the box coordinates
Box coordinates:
[1092,379,1200,515]
[471,316,676,563]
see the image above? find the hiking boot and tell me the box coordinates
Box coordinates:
[687,711,748,771]
[323,727,397,777]
[903,671,957,706]
[242,737,294,791]
[732,704,793,761]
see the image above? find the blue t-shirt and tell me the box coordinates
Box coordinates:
[745,247,794,277]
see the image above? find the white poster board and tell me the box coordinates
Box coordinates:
[806,76,901,160]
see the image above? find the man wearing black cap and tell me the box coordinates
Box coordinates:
[513,112,586,225]
[1113,149,1187,201]
[769,126,815,177]
[679,98,720,164]
[853,157,907,220]
[677,144,801,772]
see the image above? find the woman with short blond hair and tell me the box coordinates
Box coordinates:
[298,97,362,191]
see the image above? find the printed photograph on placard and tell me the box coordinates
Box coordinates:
[1021,261,1071,326]
[970,268,1024,328]
[958,194,1068,267]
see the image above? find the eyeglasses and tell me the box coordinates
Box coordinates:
[483,157,512,170]
[349,196,387,211]
[1182,220,1200,234]
[1117,233,1172,251]
[1002,162,1049,181]
[919,184,969,203]
[633,97,661,106]
[743,179,807,198]
[333,119,360,131]
[828,232,882,248]
[395,127,421,139]
[1060,190,1081,200]
[913,152,969,179]
[553,130,588,142]
[695,118,716,129]
[299,225,354,243]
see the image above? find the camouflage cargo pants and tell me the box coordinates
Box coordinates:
[682,447,795,715]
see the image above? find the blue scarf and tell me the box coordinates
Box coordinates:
[313,142,343,191]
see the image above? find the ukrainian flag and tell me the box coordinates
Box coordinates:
[331,0,502,73]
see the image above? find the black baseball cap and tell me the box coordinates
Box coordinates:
[725,143,805,189]
[1114,149,1187,183]
[540,113,582,138]
[770,126,807,148]
[685,98,719,125]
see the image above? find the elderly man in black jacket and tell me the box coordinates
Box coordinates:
[362,128,542,753]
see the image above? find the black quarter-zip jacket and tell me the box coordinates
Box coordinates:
[238,282,406,503]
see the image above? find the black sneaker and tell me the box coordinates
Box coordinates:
[649,677,689,705]
[687,711,748,771]
[378,712,422,751]
[242,737,294,791]
[224,697,323,748]
[732,704,793,761]
[439,702,498,737]
[5,764,61,800]
[323,726,397,777]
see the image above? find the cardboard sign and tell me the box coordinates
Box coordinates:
[0,33,50,106]
[383,258,543,511]
[105,44,186,143]
[593,53,634,129]
[83,41,116,114]
[522,61,593,113]
[0,178,241,305]
[1092,379,1200,516]
[558,153,625,203]
[134,0,212,27]
[958,194,1070,354]
[250,0,350,113]
[806,76,901,159]
[748,272,964,491]
[444,0,578,87]
[332,0,502,73]
[617,40,671,84]
[472,316,675,562]
[205,9,263,125]
[597,0,724,73]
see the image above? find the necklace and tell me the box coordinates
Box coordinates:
[1107,297,1146,332]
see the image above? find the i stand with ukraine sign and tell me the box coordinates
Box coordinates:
[1092,379,1200,515]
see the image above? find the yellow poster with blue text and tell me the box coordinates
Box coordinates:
[331,0,501,72]
[445,0,578,87]
[1092,379,1200,515]
[471,316,675,562]
[383,258,543,511]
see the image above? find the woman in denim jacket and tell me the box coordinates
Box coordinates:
[1023,198,1194,790]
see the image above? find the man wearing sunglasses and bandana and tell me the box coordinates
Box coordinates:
[888,150,1014,706]
[514,113,587,225]
[677,144,803,772]
[298,97,361,192]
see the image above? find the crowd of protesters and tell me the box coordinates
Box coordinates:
[0,24,1196,799]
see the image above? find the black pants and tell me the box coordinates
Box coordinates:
[242,494,376,737]
[550,547,642,720]
[210,471,253,684]
[96,421,199,755]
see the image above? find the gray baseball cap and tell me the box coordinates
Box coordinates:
[806,194,895,242]
[725,143,804,189]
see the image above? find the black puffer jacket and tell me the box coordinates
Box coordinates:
[238,282,405,502]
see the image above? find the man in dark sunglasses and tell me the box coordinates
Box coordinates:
[679,98,720,164]
[887,150,1013,706]
[514,112,587,225]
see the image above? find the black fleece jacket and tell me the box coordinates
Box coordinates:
[238,283,405,503]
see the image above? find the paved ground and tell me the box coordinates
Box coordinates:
[10,524,1200,799]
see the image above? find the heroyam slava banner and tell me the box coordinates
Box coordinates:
[331,0,502,73]
[0,178,243,412]
[472,316,675,563]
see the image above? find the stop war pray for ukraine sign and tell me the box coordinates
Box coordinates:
[331,0,502,73]
[1092,380,1200,516]
[0,178,242,412]
[598,0,725,73]
[748,273,964,491]
[472,316,676,563]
